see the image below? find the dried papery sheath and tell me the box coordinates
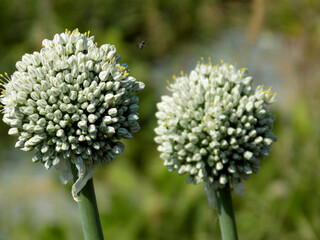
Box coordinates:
[1,29,144,201]
[154,58,277,205]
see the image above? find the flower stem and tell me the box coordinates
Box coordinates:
[76,177,104,240]
[214,183,239,240]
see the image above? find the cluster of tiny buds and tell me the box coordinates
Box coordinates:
[155,57,277,196]
[1,29,144,200]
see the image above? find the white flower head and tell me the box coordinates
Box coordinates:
[154,58,277,204]
[1,29,145,201]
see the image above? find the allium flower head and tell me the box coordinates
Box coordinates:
[1,29,144,200]
[154,58,277,203]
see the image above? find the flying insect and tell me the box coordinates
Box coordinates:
[138,40,146,50]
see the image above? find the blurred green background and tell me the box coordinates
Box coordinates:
[0,0,320,239]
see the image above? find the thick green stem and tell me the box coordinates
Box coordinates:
[214,183,239,240]
[74,174,104,240]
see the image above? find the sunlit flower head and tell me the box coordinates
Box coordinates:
[1,29,145,201]
[154,58,277,204]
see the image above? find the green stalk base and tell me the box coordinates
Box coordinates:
[76,178,104,240]
[214,183,239,240]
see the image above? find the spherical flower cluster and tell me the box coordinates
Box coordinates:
[154,59,277,199]
[1,29,144,200]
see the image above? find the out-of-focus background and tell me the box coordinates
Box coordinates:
[0,0,319,239]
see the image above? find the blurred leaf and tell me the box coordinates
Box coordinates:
[292,98,312,142]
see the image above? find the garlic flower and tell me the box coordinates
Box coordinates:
[1,29,144,200]
[154,59,277,205]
